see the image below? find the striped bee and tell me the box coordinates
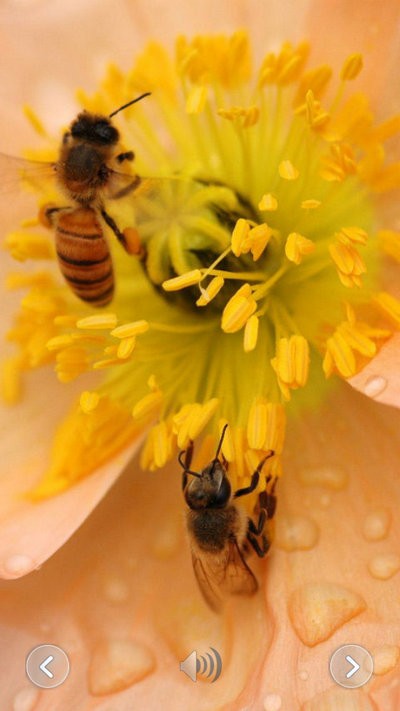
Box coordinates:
[38,93,150,306]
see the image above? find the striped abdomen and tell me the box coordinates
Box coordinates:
[54,207,114,306]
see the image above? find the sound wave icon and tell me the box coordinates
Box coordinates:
[180,648,222,682]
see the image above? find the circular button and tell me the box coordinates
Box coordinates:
[26,644,70,689]
[329,644,373,689]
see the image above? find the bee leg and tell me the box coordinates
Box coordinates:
[247,529,271,558]
[247,510,271,558]
[101,208,127,245]
[101,207,146,258]
[39,204,66,228]
[233,450,274,499]
[234,470,260,498]
[260,476,278,519]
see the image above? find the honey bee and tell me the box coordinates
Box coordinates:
[179,424,277,613]
[38,92,151,306]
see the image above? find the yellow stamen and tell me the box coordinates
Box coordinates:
[374,292,400,327]
[77,314,118,330]
[5,232,54,261]
[243,315,259,352]
[231,218,251,257]
[117,337,136,359]
[340,53,363,81]
[221,284,257,333]
[271,335,310,396]
[23,105,48,137]
[186,85,208,114]
[247,398,286,452]
[258,193,278,211]
[336,227,368,246]
[285,232,315,264]
[132,390,163,421]
[1,358,22,405]
[80,391,100,414]
[279,160,299,180]
[196,276,224,306]
[301,199,321,210]
[111,321,149,338]
[162,269,202,291]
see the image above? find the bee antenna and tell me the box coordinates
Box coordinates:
[178,449,201,478]
[109,92,151,119]
[214,424,228,461]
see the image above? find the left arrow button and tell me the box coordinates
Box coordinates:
[39,655,55,679]
[26,645,70,689]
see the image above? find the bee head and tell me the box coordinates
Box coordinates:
[184,460,231,510]
[69,112,119,146]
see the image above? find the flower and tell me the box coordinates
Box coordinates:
[1,1,400,710]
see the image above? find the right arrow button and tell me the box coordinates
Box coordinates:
[345,654,360,679]
[330,644,373,689]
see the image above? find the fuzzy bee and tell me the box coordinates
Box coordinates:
[179,425,277,612]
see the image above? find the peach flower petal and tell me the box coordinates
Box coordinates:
[307,0,400,105]
[0,368,142,579]
[349,333,400,408]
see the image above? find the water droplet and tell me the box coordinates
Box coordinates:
[368,553,400,580]
[102,576,130,604]
[88,639,156,696]
[298,670,309,681]
[39,622,51,634]
[298,465,348,490]
[151,522,180,559]
[288,582,366,647]
[4,555,34,577]
[275,515,319,551]
[263,694,282,711]
[13,687,39,711]
[362,508,391,541]
[319,494,331,509]
[363,375,387,398]
[373,645,400,675]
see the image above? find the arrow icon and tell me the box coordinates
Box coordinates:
[39,655,54,679]
[345,655,360,679]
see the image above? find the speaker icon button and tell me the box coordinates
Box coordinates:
[180,648,222,682]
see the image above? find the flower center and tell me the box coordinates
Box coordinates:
[3,34,400,499]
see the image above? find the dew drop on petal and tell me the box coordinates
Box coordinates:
[275,515,319,551]
[373,645,400,675]
[263,693,282,711]
[319,494,331,509]
[363,375,387,398]
[102,576,130,604]
[88,639,156,696]
[298,670,309,681]
[13,687,40,711]
[151,521,180,559]
[4,555,34,577]
[362,508,391,541]
[288,582,366,647]
[368,553,400,580]
[298,465,348,490]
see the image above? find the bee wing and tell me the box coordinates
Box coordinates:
[104,169,193,201]
[0,152,56,195]
[192,540,258,613]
